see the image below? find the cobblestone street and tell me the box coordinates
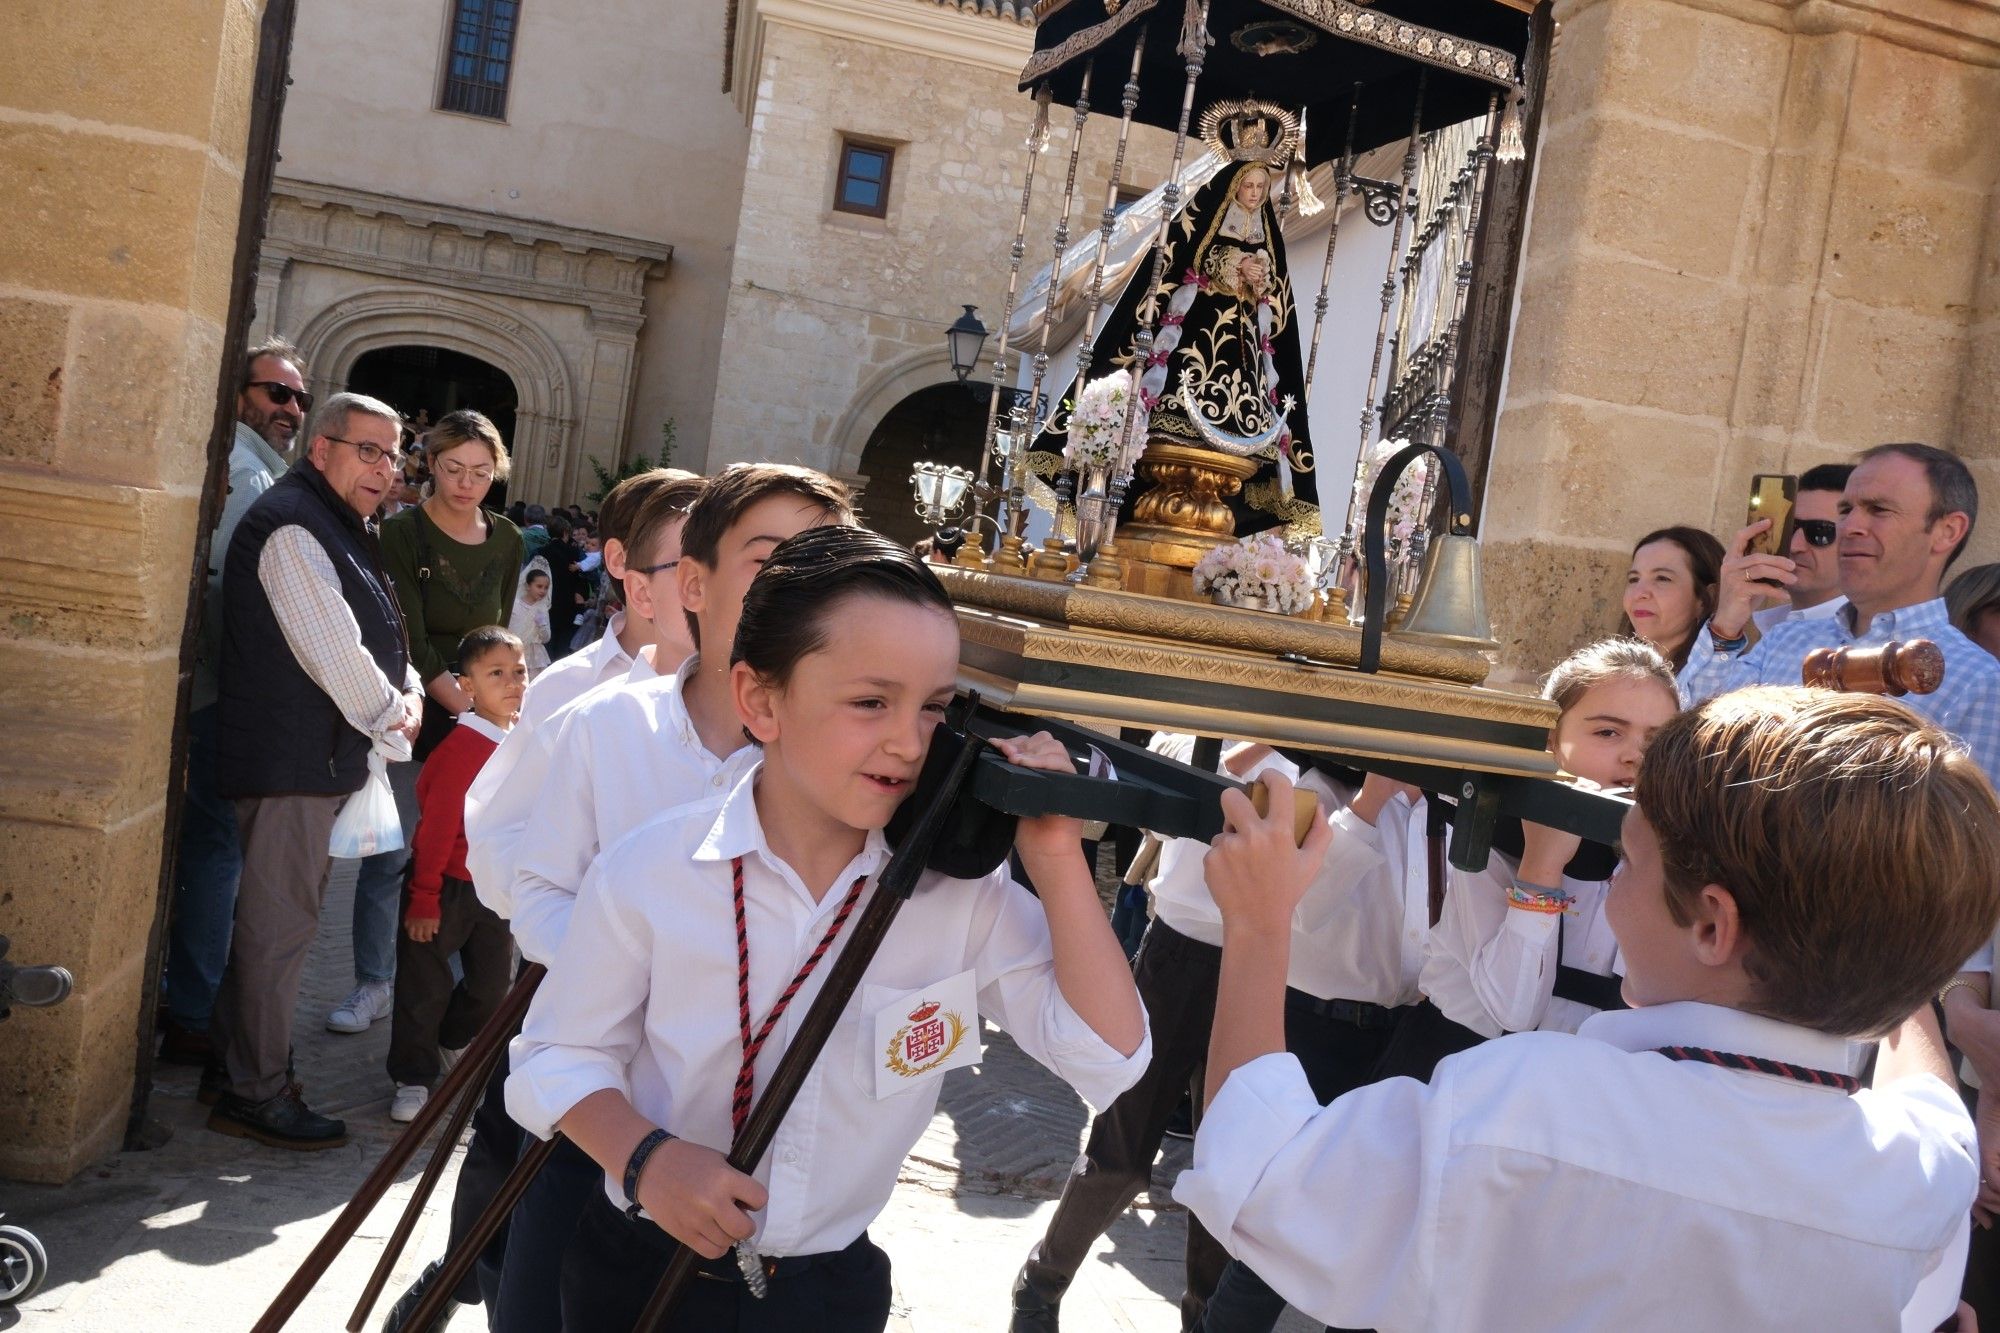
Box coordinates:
[0,863,1311,1332]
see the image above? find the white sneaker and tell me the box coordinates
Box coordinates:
[438,1045,467,1079]
[326,980,394,1034]
[389,1084,428,1123]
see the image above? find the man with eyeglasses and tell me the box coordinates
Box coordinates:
[160,338,315,1070]
[207,389,426,1149]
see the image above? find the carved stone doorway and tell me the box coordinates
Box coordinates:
[347,345,520,506]
[856,383,987,550]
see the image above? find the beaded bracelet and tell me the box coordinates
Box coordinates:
[1505,878,1573,915]
[623,1127,674,1218]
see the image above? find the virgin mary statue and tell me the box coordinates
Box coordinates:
[1034,102,1319,537]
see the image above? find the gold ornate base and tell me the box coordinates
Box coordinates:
[1119,441,1262,601]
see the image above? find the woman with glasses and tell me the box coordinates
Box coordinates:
[327,409,525,1041]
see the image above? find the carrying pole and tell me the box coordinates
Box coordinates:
[250,963,545,1332]
[631,717,991,1331]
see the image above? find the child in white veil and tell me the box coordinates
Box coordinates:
[510,555,553,678]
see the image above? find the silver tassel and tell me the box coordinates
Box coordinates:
[1497,92,1527,163]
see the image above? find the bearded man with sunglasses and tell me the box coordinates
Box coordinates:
[160,339,316,1068]
[207,389,426,1149]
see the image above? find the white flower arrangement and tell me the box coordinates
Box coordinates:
[1365,437,1438,541]
[1062,369,1146,474]
[1193,532,1316,615]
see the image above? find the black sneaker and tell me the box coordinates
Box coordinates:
[1162,1094,1195,1142]
[380,1258,462,1333]
[157,1018,214,1067]
[207,1087,347,1151]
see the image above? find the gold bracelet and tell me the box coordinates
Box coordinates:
[1938,976,1984,1009]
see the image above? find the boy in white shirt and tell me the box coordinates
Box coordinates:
[1181,687,1995,1332]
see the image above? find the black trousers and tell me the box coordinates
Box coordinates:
[1198,993,1402,1333]
[1017,921,1401,1330]
[494,1134,600,1333]
[1016,921,1225,1327]
[558,1192,892,1332]
[1369,997,1488,1085]
[442,958,531,1309]
[388,875,513,1087]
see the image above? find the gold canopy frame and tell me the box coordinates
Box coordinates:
[940,565,1559,780]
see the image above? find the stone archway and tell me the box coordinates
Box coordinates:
[293,285,578,504]
[828,344,1005,482]
[855,382,988,549]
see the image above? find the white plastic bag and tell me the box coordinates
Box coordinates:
[330,751,405,859]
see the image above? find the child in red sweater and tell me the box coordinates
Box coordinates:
[387,625,527,1122]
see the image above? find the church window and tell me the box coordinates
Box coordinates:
[439,0,519,120]
[835,139,894,219]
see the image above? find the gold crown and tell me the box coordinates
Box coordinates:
[1197,100,1300,168]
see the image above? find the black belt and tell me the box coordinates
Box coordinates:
[1284,989,1401,1029]
[690,1231,875,1285]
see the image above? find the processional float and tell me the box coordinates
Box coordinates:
[256,5,1946,1331]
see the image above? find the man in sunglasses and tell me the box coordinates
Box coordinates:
[161,338,315,1069]
[1742,462,1854,639]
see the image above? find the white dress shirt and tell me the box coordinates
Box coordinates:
[498,660,752,965]
[1176,1000,1974,1332]
[507,763,1152,1255]
[1290,793,1449,1010]
[1421,835,1621,1037]
[463,636,659,923]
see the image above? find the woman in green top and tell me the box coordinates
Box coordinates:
[379,409,525,748]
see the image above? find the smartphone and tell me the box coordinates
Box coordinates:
[1746,473,1798,558]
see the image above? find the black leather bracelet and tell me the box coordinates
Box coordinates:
[622,1127,673,1218]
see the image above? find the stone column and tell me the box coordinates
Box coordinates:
[0,2,266,1180]
[1482,0,2000,673]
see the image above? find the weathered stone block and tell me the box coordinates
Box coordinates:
[0,296,68,468]
[1550,0,1791,149]
[0,942,144,1184]
[0,124,209,306]
[54,306,197,489]
[6,0,229,142]
[1810,303,1966,448]
[1483,536,1630,677]
[1844,36,2000,191]
[1507,255,1748,422]
[0,645,181,832]
[1484,398,1726,544]
[1820,163,1988,316]
[1532,113,1759,279]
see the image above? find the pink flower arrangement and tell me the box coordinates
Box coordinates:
[1193,532,1315,615]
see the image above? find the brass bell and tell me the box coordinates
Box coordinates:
[1395,531,1496,650]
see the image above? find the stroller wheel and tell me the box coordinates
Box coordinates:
[0,1223,47,1305]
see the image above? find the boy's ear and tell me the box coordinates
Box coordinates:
[678,558,708,619]
[731,660,779,744]
[602,537,627,582]
[1687,882,1750,969]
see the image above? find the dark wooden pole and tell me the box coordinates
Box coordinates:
[632,727,991,1331]
[1441,0,1554,527]
[250,964,544,1332]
